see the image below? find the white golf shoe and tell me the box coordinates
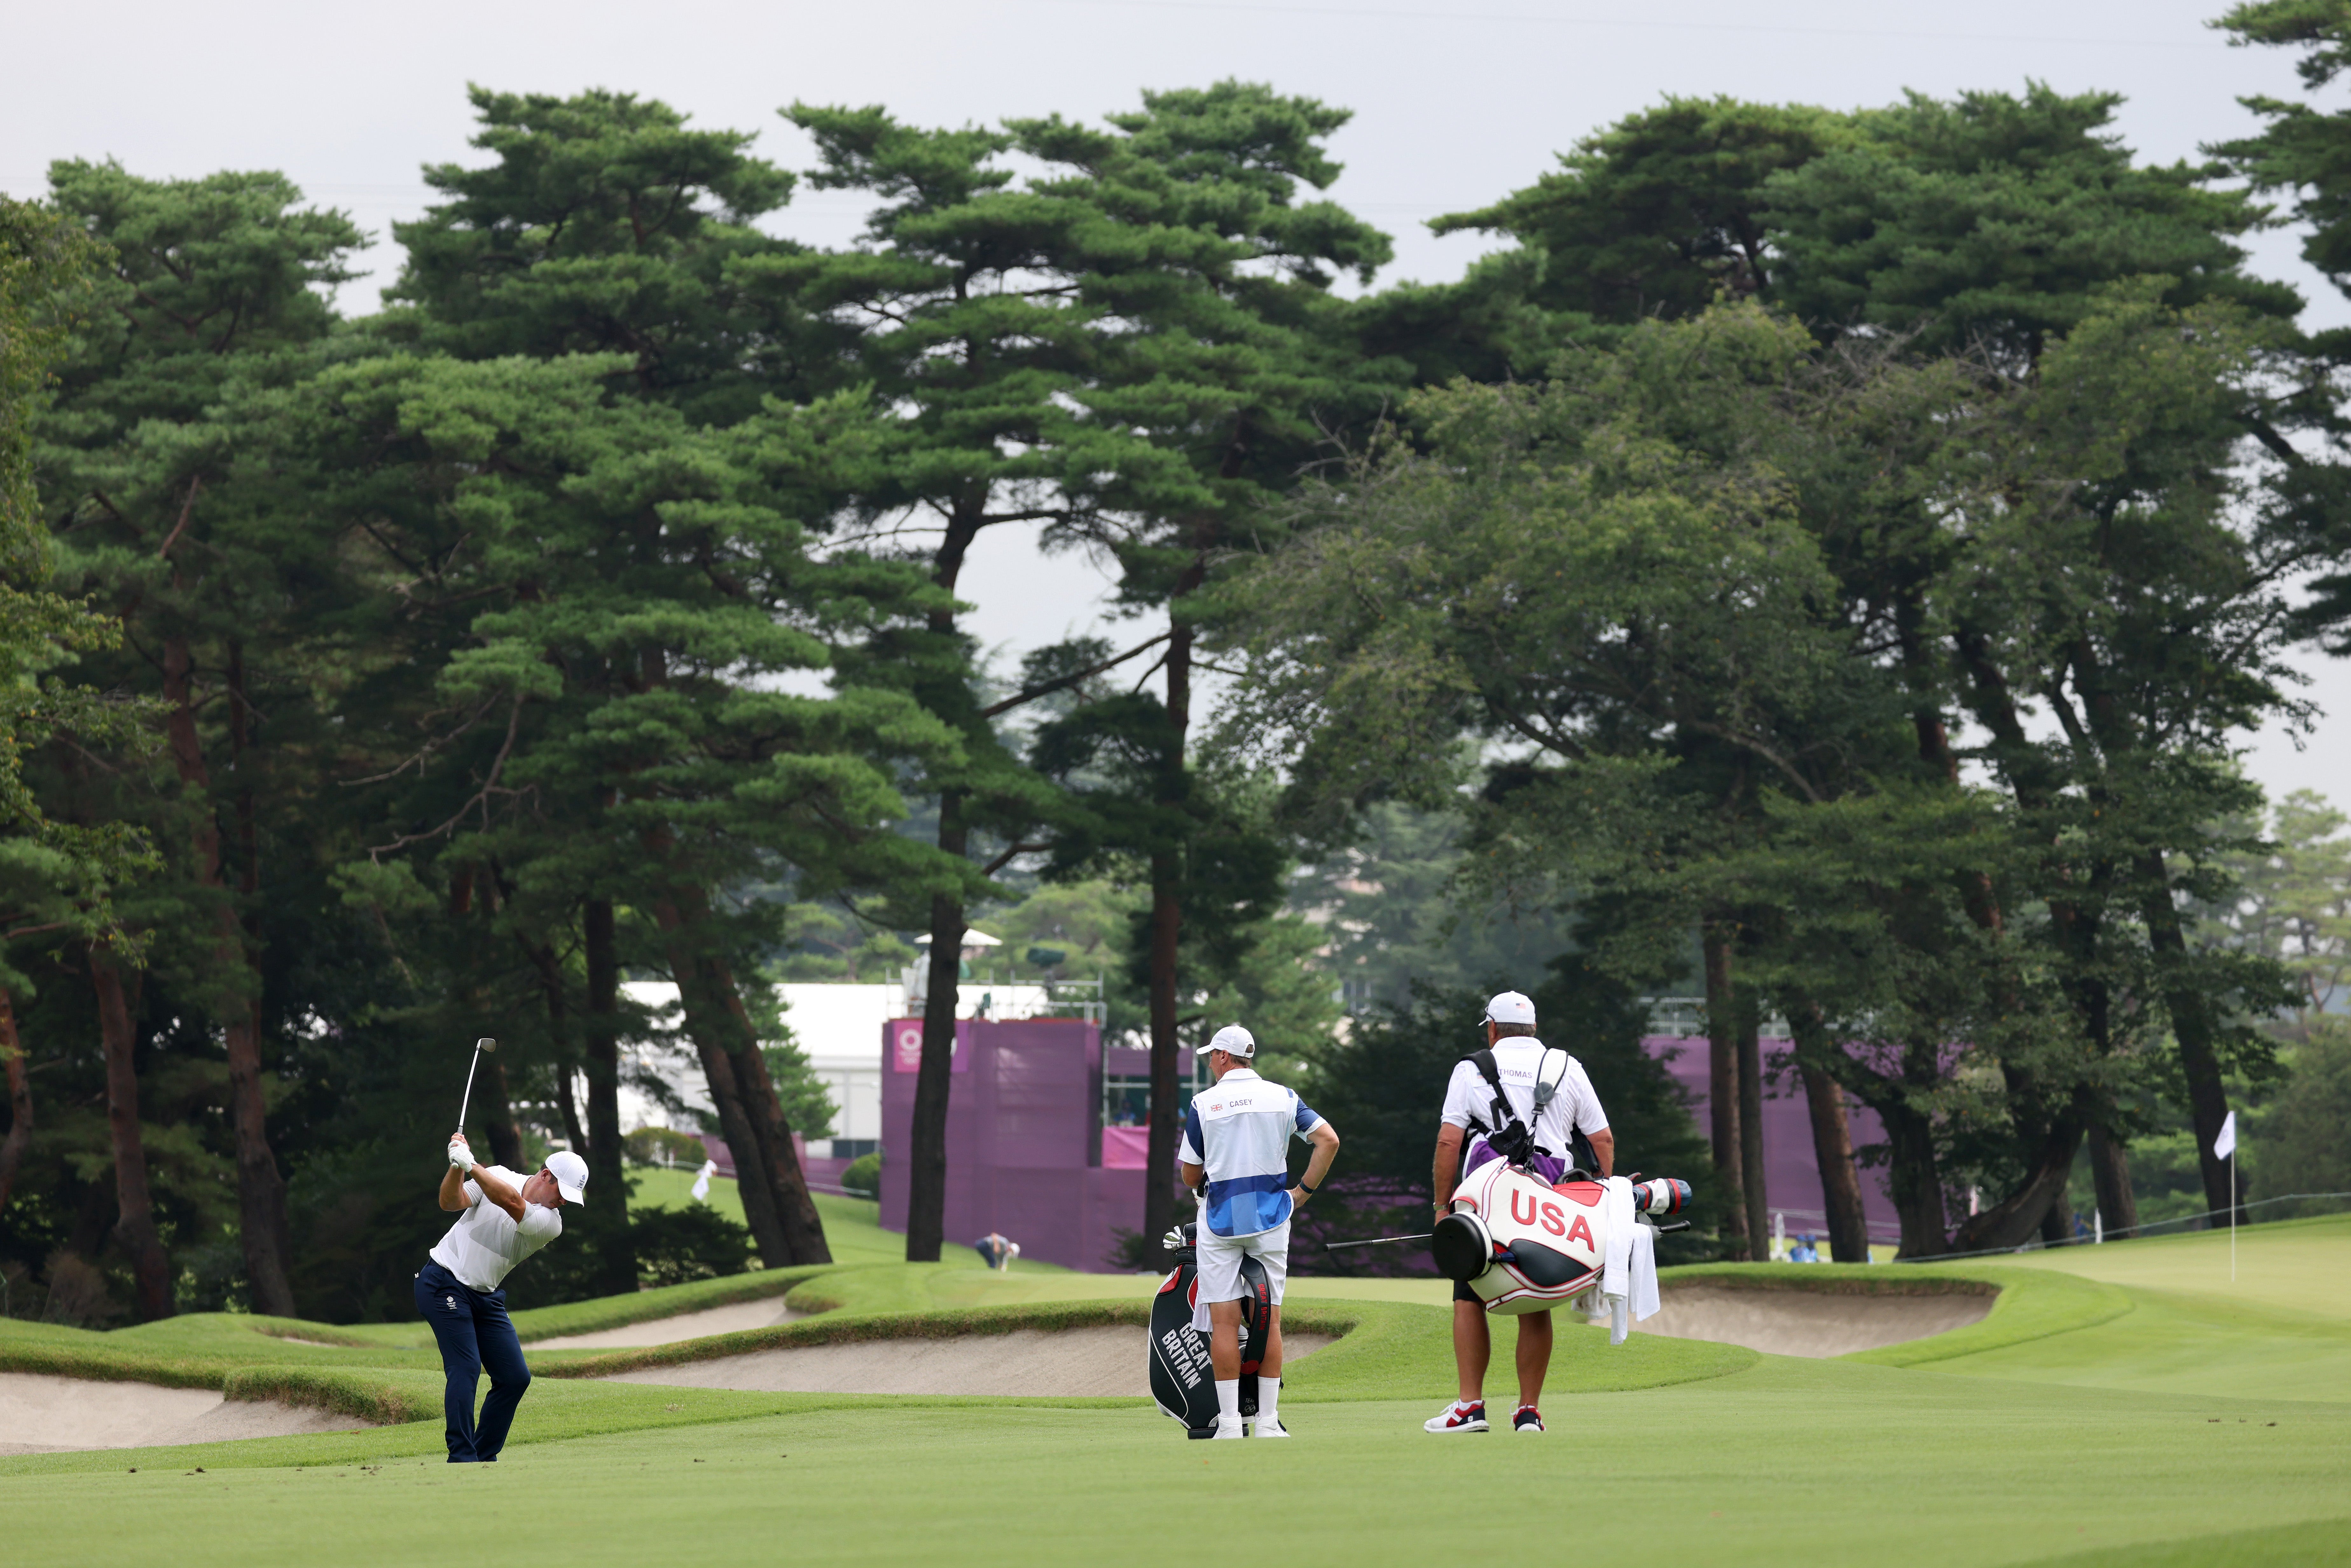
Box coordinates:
[1211,1416,1247,1439]
[1424,1400,1489,1433]
[1251,1417,1291,1438]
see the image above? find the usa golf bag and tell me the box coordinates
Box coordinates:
[1432,1164,1691,1314]
[1148,1223,1271,1438]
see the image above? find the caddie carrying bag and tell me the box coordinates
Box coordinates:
[1431,1167,1693,1315]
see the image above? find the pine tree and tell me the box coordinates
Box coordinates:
[36,163,361,1316]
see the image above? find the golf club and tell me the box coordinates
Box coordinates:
[455,1037,496,1136]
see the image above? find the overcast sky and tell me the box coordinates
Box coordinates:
[6,0,2345,806]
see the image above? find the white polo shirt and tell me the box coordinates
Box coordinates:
[1439,1038,1608,1159]
[1179,1067,1324,1238]
[428,1167,562,1292]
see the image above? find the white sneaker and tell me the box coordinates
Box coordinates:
[1251,1417,1291,1438]
[1211,1416,1247,1439]
[1423,1400,1489,1433]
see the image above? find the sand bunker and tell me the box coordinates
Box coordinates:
[0,1372,372,1455]
[600,1324,1335,1398]
[527,1297,803,1350]
[1613,1285,1991,1357]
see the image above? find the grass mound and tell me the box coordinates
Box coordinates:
[543,1284,1756,1402]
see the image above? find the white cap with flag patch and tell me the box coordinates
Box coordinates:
[1482,991,1537,1027]
[1197,1024,1255,1059]
[546,1148,589,1205]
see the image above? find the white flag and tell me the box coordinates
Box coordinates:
[2213,1111,2236,1161]
[691,1158,716,1203]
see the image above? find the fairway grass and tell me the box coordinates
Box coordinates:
[5,1212,2345,1564]
[6,1365,2345,1568]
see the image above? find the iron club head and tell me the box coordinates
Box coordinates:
[476,1038,497,1053]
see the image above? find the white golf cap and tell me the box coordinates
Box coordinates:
[1483,991,1537,1027]
[546,1149,589,1205]
[1197,1024,1255,1059]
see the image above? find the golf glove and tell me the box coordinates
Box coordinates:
[447,1138,475,1173]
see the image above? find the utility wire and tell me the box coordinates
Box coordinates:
[1022,0,2218,50]
[1898,1191,2351,1265]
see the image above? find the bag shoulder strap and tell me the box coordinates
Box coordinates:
[1466,1049,1511,1129]
[1532,1048,1569,1112]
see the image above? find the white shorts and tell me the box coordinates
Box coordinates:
[1191,1221,1290,1333]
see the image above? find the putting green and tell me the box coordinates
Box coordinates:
[1986,1214,2349,1321]
[1881,1216,2351,1406]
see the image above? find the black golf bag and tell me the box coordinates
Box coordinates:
[1148,1224,1272,1438]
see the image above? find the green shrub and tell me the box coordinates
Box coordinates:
[841,1151,880,1199]
[630,1205,754,1287]
[2259,1025,2351,1217]
[624,1128,709,1168]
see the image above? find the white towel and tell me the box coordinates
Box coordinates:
[1598,1177,1662,1345]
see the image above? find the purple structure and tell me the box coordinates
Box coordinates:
[1643,1035,1903,1247]
[879,1016,1149,1271]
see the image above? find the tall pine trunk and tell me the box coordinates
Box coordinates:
[1949,1095,2089,1254]
[2088,1124,2139,1239]
[1786,994,1870,1263]
[0,989,31,1214]
[581,898,634,1292]
[1735,982,1769,1254]
[1702,928,1750,1260]
[1881,1101,1948,1259]
[682,1022,790,1263]
[2138,852,2239,1222]
[1142,603,1198,1267]
[90,948,173,1320]
[162,633,294,1315]
[905,504,987,1265]
[906,795,968,1263]
[1879,1041,1952,1259]
[654,887,829,1265]
[518,911,592,1165]
[709,951,830,1265]
[1144,861,1183,1260]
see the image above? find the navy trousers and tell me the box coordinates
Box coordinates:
[414,1260,531,1462]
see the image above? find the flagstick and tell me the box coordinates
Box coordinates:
[2230,1146,2237,1285]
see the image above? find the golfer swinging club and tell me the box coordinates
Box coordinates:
[1424,991,1611,1435]
[415,1133,588,1462]
[1178,1024,1340,1439]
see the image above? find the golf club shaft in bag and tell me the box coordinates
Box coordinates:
[1321,1178,1692,1250]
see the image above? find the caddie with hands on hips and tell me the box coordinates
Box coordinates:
[1178,1023,1341,1440]
[414,1132,588,1462]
